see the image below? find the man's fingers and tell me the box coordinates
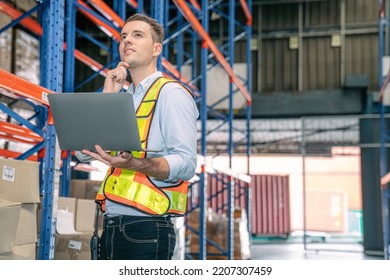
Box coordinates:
[111,71,126,82]
[116,62,129,78]
[94,145,106,154]
[81,146,133,168]
[81,149,110,166]
[114,74,126,83]
[117,61,130,69]
[121,152,132,159]
[107,63,128,82]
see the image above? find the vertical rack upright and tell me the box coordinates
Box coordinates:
[0,0,65,259]
[378,0,390,260]
[171,0,252,259]
[38,0,65,260]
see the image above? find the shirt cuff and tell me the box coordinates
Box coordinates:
[164,154,185,181]
[75,151,94,162]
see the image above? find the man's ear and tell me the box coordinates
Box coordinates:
[153,43,162,57]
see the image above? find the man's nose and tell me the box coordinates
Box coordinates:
[123,35,133,45]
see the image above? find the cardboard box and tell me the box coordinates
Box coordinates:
[15,29,40,84]
[15,203,38,246]
[85,180,101,199]
[36,203,42,234]
[56,197,78,235]
[0,158,40,203]
[75,199,96,232]
[15,0,38,17]
[54,233,92,260]
[0,199,21,254]
[0,15,12,72]
[0,243,37,260]
[57,197,100,234]
[187,208,251,260]
[172,217,185,260]
[58,197,77,214]
[69,180,87,199]
[70,179,101,199]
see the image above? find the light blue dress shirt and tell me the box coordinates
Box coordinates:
[77,71,199,216]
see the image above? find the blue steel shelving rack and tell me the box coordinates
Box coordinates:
[170,0,253,259]
[38,0,64,260]
[378,0,390,260]
[0,0,65,259]
[61,0,253,259]
[0,0,252,260]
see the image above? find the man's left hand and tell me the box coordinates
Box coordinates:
[81,145,133,168]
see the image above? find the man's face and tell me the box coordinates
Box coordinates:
[119,20,161,69]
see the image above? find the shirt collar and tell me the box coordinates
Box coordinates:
[128,71,163,95]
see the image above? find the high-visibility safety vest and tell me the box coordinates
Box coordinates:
[95,77,190,216]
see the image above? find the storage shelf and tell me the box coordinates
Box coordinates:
[0,0,253,260]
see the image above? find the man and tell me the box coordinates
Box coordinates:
[76,13,199,260]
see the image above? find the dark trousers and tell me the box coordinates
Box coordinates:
[98,215,176,260]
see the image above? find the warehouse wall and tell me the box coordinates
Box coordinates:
[209,152,361,234]
[251,0,378,93]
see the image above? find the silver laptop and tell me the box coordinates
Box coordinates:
[48,92,148,152]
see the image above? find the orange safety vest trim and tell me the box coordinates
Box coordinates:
[95,77,191,216]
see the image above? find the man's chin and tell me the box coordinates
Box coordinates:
[121,57,134,65]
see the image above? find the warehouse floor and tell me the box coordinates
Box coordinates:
[250,242,384,260]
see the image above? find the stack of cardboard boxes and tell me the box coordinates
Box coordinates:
[186,207,251,260]
[0,159,197,260]
[54,180,102,260]
[0,157,102,260]
[0,158,40,260]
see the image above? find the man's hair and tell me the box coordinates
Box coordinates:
[124,13,164,44]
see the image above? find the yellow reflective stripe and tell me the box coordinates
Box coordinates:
[132,150,143,158]
[96,185,104,197]
[97,77,181,214]
[136,77,171,118]
[137,101,156,117]
[104,176,169,215]
[165,190,187,212]
[137,118,148,143]
[133,185,169,215]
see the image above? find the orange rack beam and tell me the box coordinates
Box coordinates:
[0,149,38,161]
[77,0,120,38]
[189,0,201,11]
[239,0,253,26]
[172,0,252,102]
[0,1,43,36]
[126,0,138,9]
[1,0,197,94]
[0,134,39,145]
[87,0,124,27]
[0,120,43,144]
[0,1,122,86]
[0,69,52,106]
[83,0,198,92]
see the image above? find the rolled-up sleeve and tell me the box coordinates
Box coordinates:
[74,150,94,163]
[158,83,199,181]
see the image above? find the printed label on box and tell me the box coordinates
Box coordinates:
[68,240,82,251]
[2,165,15,182]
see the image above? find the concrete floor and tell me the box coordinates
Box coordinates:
[250,242,384,260]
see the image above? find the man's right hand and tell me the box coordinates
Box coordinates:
[103,61,130,92]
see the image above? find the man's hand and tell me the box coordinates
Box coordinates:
[81,145,134,169]
[103,61,130,93]
[81,145,170,180]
